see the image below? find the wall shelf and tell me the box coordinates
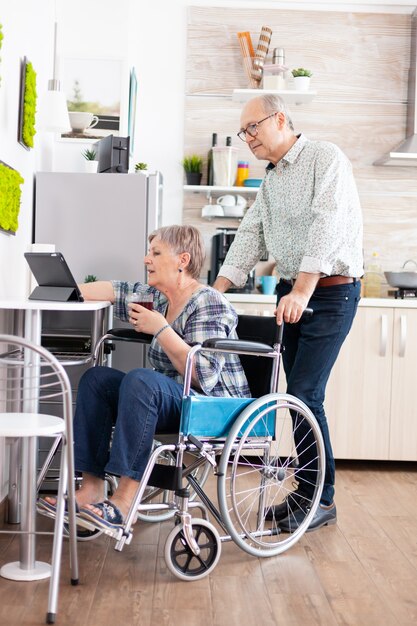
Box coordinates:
[232,89,317,105]
[184,184,259,195]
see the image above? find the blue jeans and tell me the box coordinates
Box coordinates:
[73,366,186,481]
[277,280,361,505]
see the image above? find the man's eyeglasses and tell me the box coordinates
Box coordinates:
[237,112,277,142]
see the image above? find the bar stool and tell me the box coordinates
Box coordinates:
[0,334,79,624]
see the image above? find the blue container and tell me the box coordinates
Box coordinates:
[243,178,262,187]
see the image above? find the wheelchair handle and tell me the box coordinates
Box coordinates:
[276,306,313,344]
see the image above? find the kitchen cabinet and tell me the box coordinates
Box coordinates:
[325,304,417,461]
[226,296,417,461]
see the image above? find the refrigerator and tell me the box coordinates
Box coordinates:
[33,171,163,490]
[33,171,163,373]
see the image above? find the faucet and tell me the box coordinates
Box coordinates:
[402,259,417,270]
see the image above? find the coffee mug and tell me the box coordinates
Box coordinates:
[259,276,277,295]
[69,111,99,133]
[217,194,236,207]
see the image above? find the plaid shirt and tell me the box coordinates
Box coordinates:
[112,281,250,398]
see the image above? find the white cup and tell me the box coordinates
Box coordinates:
[69,111,99,133]
[217,195,236,207]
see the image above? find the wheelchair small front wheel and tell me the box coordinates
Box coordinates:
[164,518,221,581]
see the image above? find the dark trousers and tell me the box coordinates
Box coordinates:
[277,279,361,505]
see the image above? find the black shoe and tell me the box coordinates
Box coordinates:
[278,502,337,533]
[264,489,311,522]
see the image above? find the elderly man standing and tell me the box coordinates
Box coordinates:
[213,94,363,532]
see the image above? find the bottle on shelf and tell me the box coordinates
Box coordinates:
[235,161,249,186]
[363,251,383,298]
[212,138,238,186]
[263,47,287,90]
[207,132,218,186]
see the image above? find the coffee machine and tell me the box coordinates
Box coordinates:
[208,229,261,293]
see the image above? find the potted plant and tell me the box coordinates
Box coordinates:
[82,148,98,173]
[134,162,148,175]
[182,155,203,185]
[291,68,313,92]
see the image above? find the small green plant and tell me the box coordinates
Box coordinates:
[182,155,203,173]
[135,162,148,171]
[82,148,97,161]
[291,68,313,78]
[84,274,97,283]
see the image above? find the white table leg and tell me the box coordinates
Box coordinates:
[1,308,51,581]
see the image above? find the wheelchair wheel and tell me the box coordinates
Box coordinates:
[164,518,221,581]
[217,393,325,557]
[136,447,211,523]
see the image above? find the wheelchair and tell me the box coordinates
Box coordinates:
[73,314,326,580]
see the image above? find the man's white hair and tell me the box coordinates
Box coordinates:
[260,94,294,132]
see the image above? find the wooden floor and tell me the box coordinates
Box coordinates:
[1,460,417,626]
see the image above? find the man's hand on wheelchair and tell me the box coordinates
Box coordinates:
[275,291,310,325]
[128,302,167,335]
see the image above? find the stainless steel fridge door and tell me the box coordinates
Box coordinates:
[34,172,162,372]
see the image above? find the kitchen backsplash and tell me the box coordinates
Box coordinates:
[183,6,417,292]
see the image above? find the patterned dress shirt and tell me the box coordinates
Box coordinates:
[112,280,250,397]
[219,134,363,287]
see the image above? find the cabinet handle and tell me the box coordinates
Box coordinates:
[379,315,388,356]
[380,314,387,357]
[399,314,407,358]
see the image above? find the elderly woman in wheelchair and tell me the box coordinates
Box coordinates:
[39,225,251,531]
[39,224,326,579]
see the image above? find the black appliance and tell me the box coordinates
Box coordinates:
[209,229,266,293]
[96,134,130,173]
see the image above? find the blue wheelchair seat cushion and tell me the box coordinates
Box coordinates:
[179,395,276,439]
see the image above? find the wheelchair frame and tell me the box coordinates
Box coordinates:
[73,318,326,580]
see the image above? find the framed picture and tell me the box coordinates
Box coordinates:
[60,57,126,139]
[128,68,138,156]
[0,160,24,235]
[17,56,37,150]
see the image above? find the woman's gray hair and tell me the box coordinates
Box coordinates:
[148,225,205,279]
[260,94,294,131]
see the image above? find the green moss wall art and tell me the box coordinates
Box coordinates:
[18,56,37,150]
[0,161,25,235]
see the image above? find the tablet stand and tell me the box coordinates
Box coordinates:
[29,286,80,302]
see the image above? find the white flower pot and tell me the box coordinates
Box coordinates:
[84,160,98,173]
[293,76,311,92]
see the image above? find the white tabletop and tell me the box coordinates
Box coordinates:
[0,299,111,311]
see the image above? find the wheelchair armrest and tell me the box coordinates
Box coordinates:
[104,328,153,344]
[201,337,273,353]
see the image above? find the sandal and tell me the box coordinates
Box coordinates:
[38,496,79,520]
[79,500,125,531]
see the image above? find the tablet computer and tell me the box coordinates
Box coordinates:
[24,252,84,302]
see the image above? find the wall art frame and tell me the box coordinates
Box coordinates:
[17,56,37,150]
[0,160,24,235]
[128,67,138,156]
[60,57,127,140]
